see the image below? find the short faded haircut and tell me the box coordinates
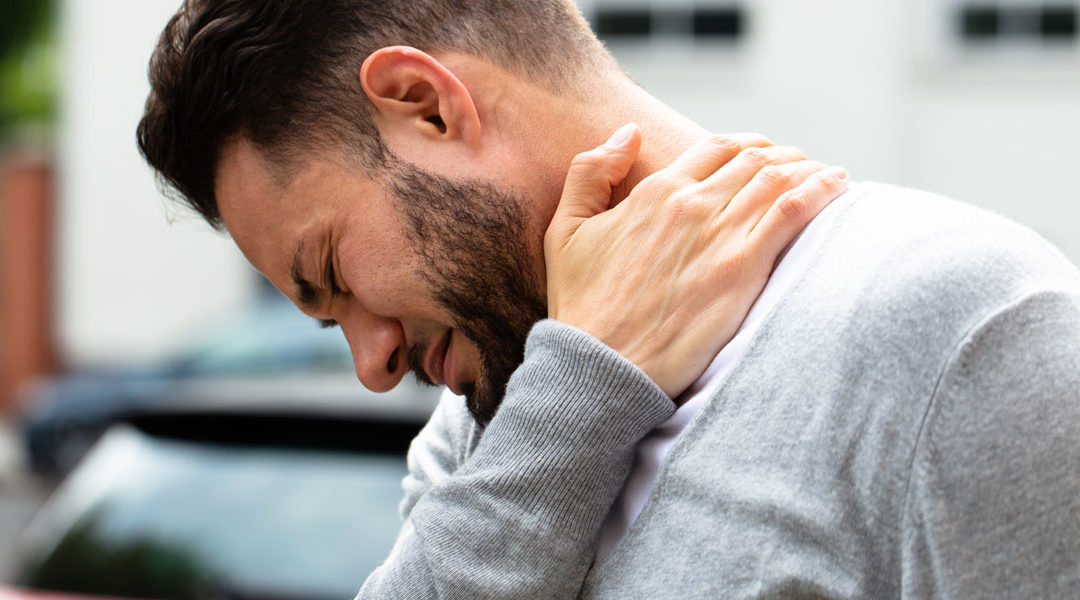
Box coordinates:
[136,0,609,229]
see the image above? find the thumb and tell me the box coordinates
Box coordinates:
[548,123,642,247]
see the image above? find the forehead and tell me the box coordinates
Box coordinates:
[214,138,375,286]
[216,138,296,270]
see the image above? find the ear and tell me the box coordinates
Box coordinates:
[360,46,482,147]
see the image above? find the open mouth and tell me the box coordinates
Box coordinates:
[425,329,453,386]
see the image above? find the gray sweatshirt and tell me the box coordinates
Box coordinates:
[357,183,1080,599]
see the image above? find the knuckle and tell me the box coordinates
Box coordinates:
[756,165,790,190]
[811,172,838,188]
[777,193,809,221]
[667,193,694,219]
[820,168,849,186]
[666,190,707,223]
[739,146,769,167]
[707,134,739,154]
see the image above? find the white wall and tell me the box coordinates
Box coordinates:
[58,0,256,367]
[583,0,1080,263]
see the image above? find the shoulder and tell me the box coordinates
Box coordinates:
[843,182,1076,283]
[900,289,1080,594]
[922,288,1080,448]
[920,288,1080,450]
[844,182,1077,286]
[820,185,1080,469]
[814,183,1080,338]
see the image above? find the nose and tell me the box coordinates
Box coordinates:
[337,304,408,393]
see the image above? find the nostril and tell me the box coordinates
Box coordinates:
[387,348,400,373]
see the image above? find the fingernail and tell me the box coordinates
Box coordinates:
[606,123,637,147]
[830,167,849,180]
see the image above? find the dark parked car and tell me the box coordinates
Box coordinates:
[4,386,438,600]
[20,298,370,476]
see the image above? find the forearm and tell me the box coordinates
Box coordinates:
[358,320,674,599]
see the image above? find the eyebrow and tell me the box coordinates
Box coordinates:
[291,241,319,310]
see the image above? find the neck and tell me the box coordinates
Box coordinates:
[580,73,711,205]
[448,53,709,214]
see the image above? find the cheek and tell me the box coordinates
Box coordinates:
[337,228,433,317]
[339,247,400,311]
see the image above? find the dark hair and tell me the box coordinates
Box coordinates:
[136,0,605,229]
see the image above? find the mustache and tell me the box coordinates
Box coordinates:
[406,341,434,386]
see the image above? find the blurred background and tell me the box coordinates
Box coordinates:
[0,0,1077,598]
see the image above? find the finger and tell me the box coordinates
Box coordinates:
[746,166,849,259]
[699,145,808,197]
[546,123,643,249]
[723,159,829,222]
[665,133,774,182]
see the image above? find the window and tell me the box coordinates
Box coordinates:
[960,5,1001,39]
[957,3,1079,43]
[592,4,746,42]
[594,8,653,38]
[693,7,744,39]
[1042,5,1079,38]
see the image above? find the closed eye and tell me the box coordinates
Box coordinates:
[326,251,344,297]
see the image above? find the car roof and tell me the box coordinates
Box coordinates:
[129,373,442,423]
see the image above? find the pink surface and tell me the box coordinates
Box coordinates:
[0,585,133,600]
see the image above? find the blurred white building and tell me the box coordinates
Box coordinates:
[58,0,1080,366]
[58,0,257,367]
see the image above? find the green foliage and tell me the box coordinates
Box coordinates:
[18,507,218,599]
[0,0,57,137]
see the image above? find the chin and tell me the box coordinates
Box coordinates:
[462,370,507,427]
[461,382,487,426]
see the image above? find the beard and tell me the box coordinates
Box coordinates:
[388,158,547,427]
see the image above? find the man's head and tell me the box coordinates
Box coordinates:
[137,0,626,424]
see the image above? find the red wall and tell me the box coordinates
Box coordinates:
[0,152,58,413]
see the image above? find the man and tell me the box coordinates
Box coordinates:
[137,1,1080,598]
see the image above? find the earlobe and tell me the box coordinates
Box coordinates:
[360,46,482,147]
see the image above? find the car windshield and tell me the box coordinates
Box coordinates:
[14,426,405,600]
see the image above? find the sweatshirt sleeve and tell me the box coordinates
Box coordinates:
[901,290,1080,598]
[397,387,479,521]
[357,319,675,599]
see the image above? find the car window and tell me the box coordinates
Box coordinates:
[15,427,405,600]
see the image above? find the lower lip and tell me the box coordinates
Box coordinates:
[442,333,459,395]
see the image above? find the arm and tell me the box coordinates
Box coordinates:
[359,321,673,599]
[902,290,1080,598]
[397,388,479,521]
